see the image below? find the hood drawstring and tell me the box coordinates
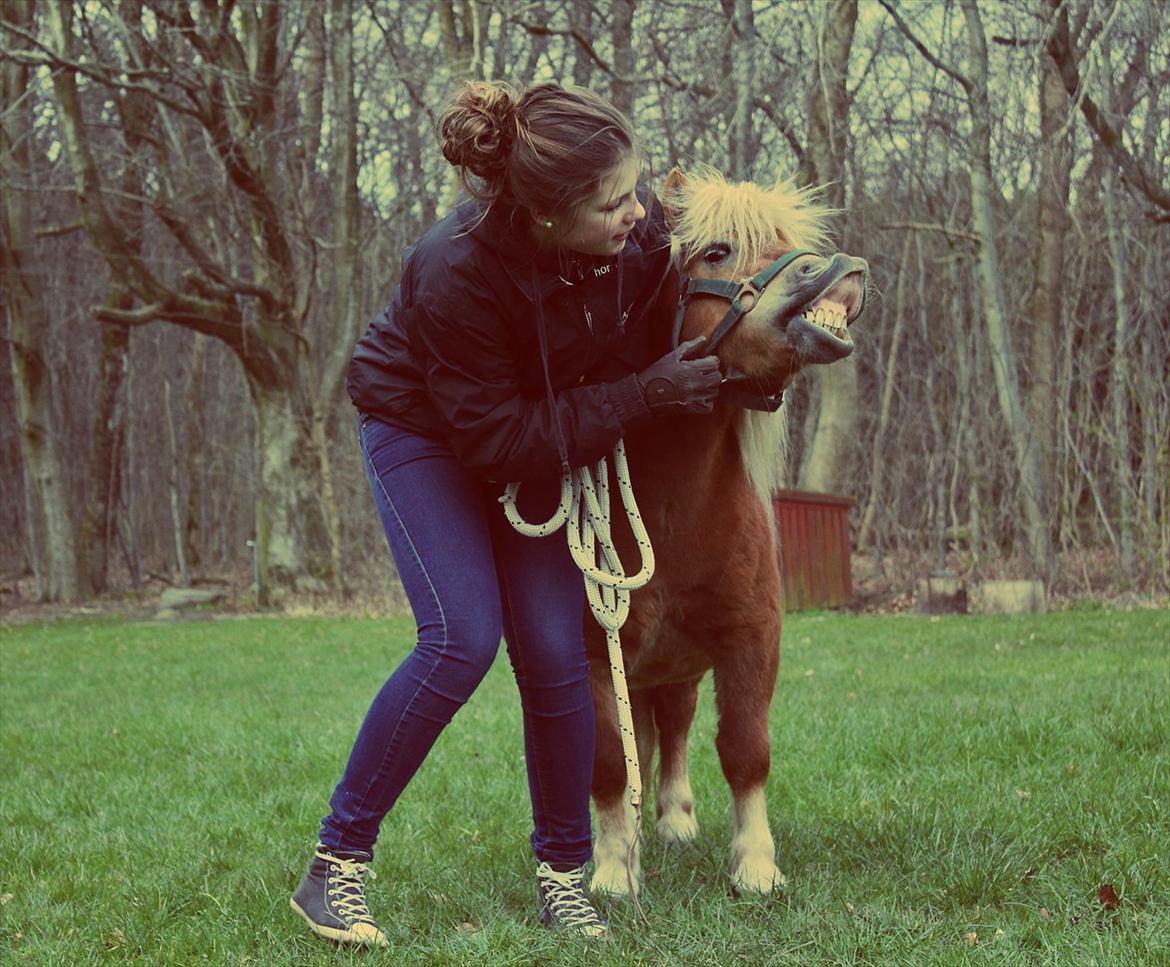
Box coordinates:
[533,263,573,477]
[615,251,627,337]
[532,251,628,479]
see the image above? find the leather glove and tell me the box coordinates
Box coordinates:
[637,336,722,415]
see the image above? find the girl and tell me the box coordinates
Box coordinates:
[292,81,721,947]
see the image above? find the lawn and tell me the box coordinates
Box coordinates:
[1,608,1167,966]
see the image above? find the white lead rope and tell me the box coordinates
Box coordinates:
[501,440,653,908]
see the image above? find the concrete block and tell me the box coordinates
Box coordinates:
[156,588,227,617]
[971,579,1046,614]
[917,573,968,614]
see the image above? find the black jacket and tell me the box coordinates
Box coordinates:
[347,187,673,481]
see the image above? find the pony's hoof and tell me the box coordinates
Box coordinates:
[590,862,640,897]
[730,860,786,895]
[655,810,699,844]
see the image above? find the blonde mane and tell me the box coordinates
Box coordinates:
[664,167,830,508]
[666,165,834,274]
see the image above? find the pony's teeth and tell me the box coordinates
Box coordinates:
[803,308,848,337]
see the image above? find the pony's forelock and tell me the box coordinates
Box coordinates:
[667,166,834,273]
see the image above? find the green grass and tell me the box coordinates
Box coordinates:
[1,608,1167,966]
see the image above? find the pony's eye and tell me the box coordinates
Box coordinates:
[703,243,732,264]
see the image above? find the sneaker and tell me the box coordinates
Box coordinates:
[536,862,608,938]
[290,844,389,947]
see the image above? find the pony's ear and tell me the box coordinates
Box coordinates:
[660,167,687,227]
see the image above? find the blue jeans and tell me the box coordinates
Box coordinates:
[318,415,594,867]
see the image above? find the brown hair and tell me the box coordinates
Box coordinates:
[440,81,638,225]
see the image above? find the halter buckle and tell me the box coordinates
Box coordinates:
[734,281,762,313]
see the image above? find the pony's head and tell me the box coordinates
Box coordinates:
[662,167,868,394]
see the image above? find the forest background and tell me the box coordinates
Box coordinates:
[2,0,1167,610]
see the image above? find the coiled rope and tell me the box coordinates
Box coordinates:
[500,440,653,913]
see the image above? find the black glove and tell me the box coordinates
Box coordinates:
[637,336,722,415]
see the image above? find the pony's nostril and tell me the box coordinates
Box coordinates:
[801,262,817,275]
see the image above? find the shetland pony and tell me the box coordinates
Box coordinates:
[586,168,868,895]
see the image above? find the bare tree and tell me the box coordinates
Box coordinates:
[1045,0,1170,221]
[36,0,363,600]
[2,0,1165,603]
[721,0,756,180]
[879,0,1053,576]
[797,0,859,496]
[1026,0,1071,544]
[611,0,636,117]
[1,0,80,600]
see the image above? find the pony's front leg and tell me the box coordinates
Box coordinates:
[589,671,644,896]
[651,680,701,844]
[714,639,784,894]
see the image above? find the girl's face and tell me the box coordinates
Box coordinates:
[558,156,646,257]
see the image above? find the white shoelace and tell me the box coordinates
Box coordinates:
[320,850,378,924]
[537,862,605,931]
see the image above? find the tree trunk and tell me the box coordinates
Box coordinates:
[182,334,208,569]
[1027,23,1070,529]
[439,0,490,209]
[4,299,81,602]
[721,0,756,180]
[1,0,83,601]
[960,0,1052,576]
[946,258,981,561]
[797,0,858,497]
[611,0,636,118]
[251,383,330,602]
[163,379,191,586]
[439,0,489,84]
[1101,158,1135,577]
[569,0,595,88]
[799,0,857,197]
[41,0,347,599]
[119,341,142,589]
[1138,239,1168,586]
[857,232,912,551]
[80,306,130,593]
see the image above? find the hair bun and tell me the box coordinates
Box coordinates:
[440,81,516,180]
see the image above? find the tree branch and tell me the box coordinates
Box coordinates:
[510,17,641,83]
[879,221,981,243]
[34,220,84,238]
[93,299,244,348]
[1045,0,1170,219]
[0,17,203,120]
[875,0,972,94]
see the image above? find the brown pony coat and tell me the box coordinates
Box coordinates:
[586,168,867,895]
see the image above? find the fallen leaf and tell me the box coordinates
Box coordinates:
[963,931,978,946]
[1098,884,1120,910]
[1014,788,1031,800]
[994,928,1005,940]
[845,902,856,915]
[0,893,12,905]
[1038,908,1051,921]
[455,920,480,935]
[804,669,815,677]
[1023,867,1037,879]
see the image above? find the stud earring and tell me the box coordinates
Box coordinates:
[543,220,554,229]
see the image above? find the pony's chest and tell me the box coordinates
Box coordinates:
[621,595,716,687]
